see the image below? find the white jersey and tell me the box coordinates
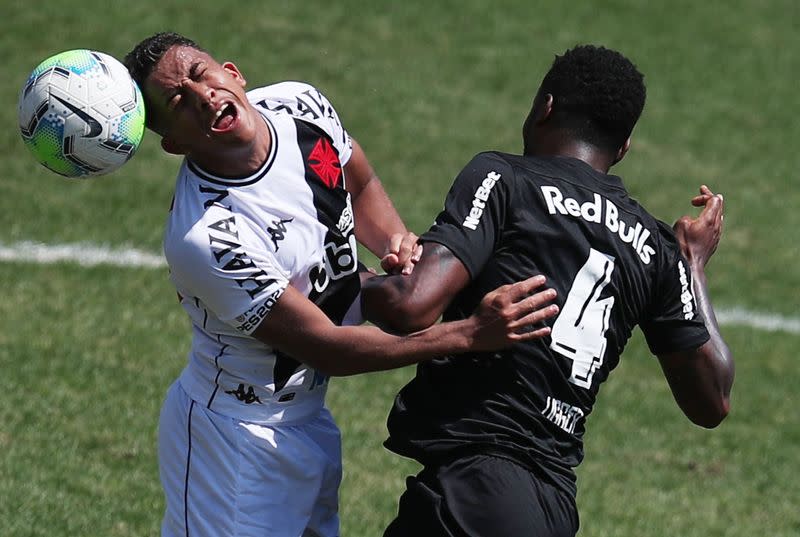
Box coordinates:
[164,82,361,425]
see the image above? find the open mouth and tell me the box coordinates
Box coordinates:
[211,102,238,132]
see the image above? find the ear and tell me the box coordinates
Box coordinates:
[522,92,554,153]
[161,136,187,156]
[526,93,555,125]
[222,61,247,88]
[537,93,555,123]
[613,137,632,165]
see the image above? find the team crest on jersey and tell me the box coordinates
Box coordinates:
[308,137,341,188]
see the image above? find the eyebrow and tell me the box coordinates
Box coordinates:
[162,61,204,106]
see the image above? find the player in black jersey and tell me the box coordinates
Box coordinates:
[363,44,734,537]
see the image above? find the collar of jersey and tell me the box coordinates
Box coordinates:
[551,155,626,192]
[186,115,277,187]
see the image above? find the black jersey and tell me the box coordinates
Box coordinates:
[385,151,710,495]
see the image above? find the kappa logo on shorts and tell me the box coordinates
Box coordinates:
[308,137,341,188]
[225,383,262,404]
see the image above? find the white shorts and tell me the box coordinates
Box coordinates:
[158,380,342,537]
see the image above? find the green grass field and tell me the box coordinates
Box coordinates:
[2,1,799,535]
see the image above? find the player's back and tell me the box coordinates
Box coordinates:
[386,152,709,494]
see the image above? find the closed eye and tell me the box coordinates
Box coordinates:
[189,61,206,80]
[167,92,182,111]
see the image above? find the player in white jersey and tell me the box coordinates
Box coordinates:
[124,32,560,537]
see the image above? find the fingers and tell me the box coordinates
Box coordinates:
[507,289,558,323]
[380,253,399,273]
[412,243,423,264]
[505,288,559,341]
[510,325,553,341]
[509,302,559,329]
[699,193,724,225]
[691,185,718,207]
[710,193,724,230]
[495,275,549,303]
[381,232,421,275]
[494,279,559,333]
[473,275,560,348]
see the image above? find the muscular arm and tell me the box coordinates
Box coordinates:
[344,138,420,273]
[252,276,557,377]
[658,271,733,428]
[361,242,472,333]
[657,187,734,428]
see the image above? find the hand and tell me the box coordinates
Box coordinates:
[380,231,423,275]
[673,185,725,268]
[469,275,559,351]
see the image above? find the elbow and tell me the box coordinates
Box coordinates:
[689,396,731,429]
[362,276,440,333]
[374,298,439,333]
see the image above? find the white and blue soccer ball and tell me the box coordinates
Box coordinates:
[18,49,146,178]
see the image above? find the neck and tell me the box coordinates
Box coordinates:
[526,133,616,173]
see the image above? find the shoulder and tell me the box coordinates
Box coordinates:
[248,81,352,160]
[247,80,317,102]
[458,151,516,176]
[165,203,235,274]
[451,151,518,193]
[650,217,683,257]
[247,81,340,119]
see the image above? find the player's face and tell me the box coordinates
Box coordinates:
[144,46,258,155]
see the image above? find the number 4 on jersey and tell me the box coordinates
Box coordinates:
[550,248,616,389]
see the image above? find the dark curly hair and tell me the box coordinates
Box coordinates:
[123,32,204,130]
[533,45,646,152]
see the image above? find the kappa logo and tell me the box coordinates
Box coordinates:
[267,217,293,251]
[225,383,262,404]
[308,137,341,188]
[51,94,103,138]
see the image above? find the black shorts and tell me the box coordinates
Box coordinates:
[384,454,579,537]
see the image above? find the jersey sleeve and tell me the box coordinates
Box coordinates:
[247,81,353,165]
[167,207,290,336]
[639,222,710,355]
[420,152,512,279]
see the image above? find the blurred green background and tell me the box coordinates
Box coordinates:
[1,1,798,535]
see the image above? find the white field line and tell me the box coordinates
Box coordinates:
[715,307,800,334]
[0,241,797,335]
[0,240,166,269]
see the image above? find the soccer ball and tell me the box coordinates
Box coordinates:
[18,49,146,178]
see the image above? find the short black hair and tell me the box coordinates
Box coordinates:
[123,32,204,130]
[535,44,646,152]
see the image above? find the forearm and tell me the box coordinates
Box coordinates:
[352,176,408,256]
[257,275,554,378]
[361,273,433,333]
[690,265,735,401]
[344,139,408,257]
[312,319,474,377]
[257,280,470,376]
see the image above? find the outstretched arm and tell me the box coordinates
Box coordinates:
[253,275,558,377]
[344,138,422,274]
[657,186,734,428]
